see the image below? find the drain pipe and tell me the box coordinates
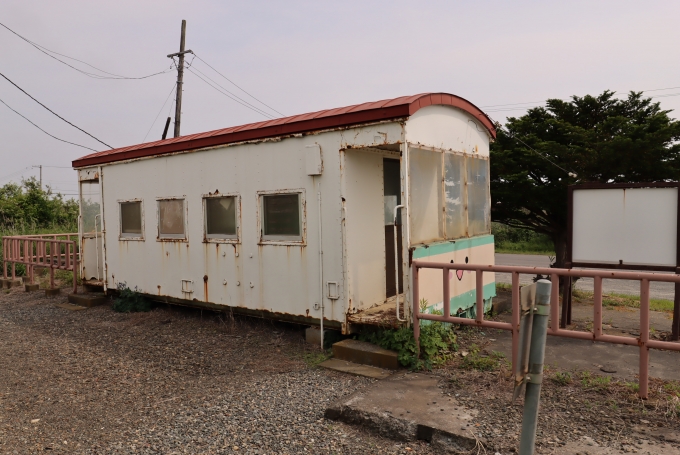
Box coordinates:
[316,177,325,349]
[394,204,405,321]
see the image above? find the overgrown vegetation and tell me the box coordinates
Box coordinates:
[359,322,458,370]
[492,223,555,255]
[113,282,151,313]
[0,178,78,267]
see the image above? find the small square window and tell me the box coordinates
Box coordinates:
[158,199,185,239]
[262,193,302,241]
[205,196,237,240]
[120,201,143,238]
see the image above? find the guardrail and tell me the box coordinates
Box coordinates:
[1,234,79,294]
[412,261,680,399]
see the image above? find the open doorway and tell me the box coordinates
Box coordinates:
[384,158,403,297]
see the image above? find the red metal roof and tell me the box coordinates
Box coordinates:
[73,92,496,168]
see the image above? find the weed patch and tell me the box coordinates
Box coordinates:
[359,321,457,370]
[552,371,573,385]
[460,345,504,371]
[113,282,150,313]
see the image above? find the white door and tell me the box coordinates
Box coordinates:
[80,180,103,282]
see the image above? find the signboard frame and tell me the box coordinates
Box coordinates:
[567,182,680,272]
[566,182,680,340]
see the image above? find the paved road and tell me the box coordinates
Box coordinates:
[494,253,676,300]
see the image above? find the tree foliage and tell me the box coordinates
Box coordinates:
[0,177,78,232]
[490,91,680,266]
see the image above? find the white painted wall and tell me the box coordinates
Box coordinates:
[404,105,491,156]
[92,121,404,327]
[572,187,678,267]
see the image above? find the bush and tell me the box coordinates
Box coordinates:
[113,282,151,313]
[359,322,457,370]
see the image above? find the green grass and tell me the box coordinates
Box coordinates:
[492,223,555,255]
[460,345,506,371]
[573,289,674,313]
[302,351,332,367]
[552,371,573,385]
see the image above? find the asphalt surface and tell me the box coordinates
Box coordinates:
[494,253,676,300]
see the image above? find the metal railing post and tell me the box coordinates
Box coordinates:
[511,272,521,373]
[412,263,420,358]
[639,279,650,399]
[519,279,552,455]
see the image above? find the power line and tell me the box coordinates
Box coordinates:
[0,97,97,151]
[0,71,113,149]
[141,82,177,143]
[193,54,285,117]
[0,21,172,80]
[0,166,33,184]
[186,64,276,119]
[185,65,276,119]
[482,85,680,113]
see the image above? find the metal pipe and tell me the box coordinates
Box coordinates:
[511,271,521,374]
[315,177,325,349]
[394,204,405,322]
[412,263,420,357]
[519,279,552,455]
[475,270,484,323]
[94,214,101,281]
[639,279,650,399]
[98,165,108,292]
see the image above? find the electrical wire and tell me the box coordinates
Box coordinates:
[0,71,113,149]
[0,166,33,184]
[0,21,172,80]
[0,97,97,151]
[141,82,177,143]
[185,65,276,120]
[186,65,276,119]
[193,54,285,117]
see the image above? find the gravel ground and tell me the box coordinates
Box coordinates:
[0,286,435,454]
[2,285,679,454]
[434,326,680,454]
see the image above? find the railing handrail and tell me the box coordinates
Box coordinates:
[1,234,79,294]
[412,260,680,399]
[412,261,680,282]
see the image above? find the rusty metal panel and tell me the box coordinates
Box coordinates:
[97,122,403,324]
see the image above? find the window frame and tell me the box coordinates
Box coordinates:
[156,197,188,241]
[258,189,306,245]
[118,198,144,241]
[202,193,240,243]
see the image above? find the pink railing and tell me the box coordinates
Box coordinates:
[412,261,680,399]
[2,234,79,294]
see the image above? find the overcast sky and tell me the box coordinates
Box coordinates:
[1,1,679,198]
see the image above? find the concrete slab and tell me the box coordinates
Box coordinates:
[68,293,106,308]
[55,303,88,311]
[332,339,399,370]
[45,288,61,296]
[1,279,22,289]
[487,323,680,381]
[325,372,478,453]
[319,358,393,379]
[24,284,39,292]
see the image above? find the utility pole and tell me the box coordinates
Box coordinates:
[167,20,192,138]
[32,165,42,190]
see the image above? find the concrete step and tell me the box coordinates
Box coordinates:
[332,339,399,370]
[68,293,106,308]
[325,372,478,452]
[319,358,393,380]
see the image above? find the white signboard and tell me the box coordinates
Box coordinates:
[571,186,678,268]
